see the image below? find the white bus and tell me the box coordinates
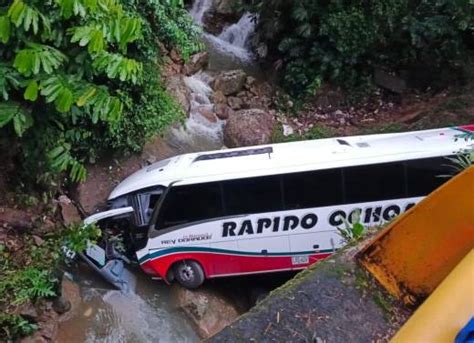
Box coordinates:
[83,125,473,289]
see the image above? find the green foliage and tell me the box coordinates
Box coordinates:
[0,0,200,187]
[247,0,473,96]
[337,210,366,243]
[0,314,38,341]
[0,222,101,340]
[62,222,101,253]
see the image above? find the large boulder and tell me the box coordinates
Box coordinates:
[165,75,191,114]
[224,109,275,147]
[184,52,209,76]
[213,70,246,96]
[171,285,240,339]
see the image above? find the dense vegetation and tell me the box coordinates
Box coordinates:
[0,222,100,340]
[246,0,473,96]
[0,0,201,186]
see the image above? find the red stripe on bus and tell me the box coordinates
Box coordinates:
[458,124,474,132]
[140,251,332,280]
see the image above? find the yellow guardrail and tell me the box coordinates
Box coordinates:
[390,250,474,343]
[358,166,474,305]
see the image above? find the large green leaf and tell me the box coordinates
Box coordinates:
[24,80,38,101]
[7,0,47,34]
[55,87,73,112]
[0,16,11,44]
[13,43,66,76]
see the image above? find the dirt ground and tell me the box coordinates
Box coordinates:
[278,82,474,138]
[209,241,412,343]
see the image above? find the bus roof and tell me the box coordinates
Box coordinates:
[108,125,474,200]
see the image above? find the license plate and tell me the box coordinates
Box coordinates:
[292,255,309,265]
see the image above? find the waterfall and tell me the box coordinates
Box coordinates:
[190,0,213,24]
[203,12,257,63]
[167,73,225,152]
[218,13,256,50]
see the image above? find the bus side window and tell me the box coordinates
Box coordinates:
[157,182,224,229]
[222,175,283,215]
[283,169,343,210]
[344,162,406,203]
[405,157,453,197]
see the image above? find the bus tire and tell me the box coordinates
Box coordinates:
[173,260,205,289]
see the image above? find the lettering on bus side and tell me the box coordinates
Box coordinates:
[222,202,416,238]
[223,213,318,237]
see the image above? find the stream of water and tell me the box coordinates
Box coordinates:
[58,2,258,342]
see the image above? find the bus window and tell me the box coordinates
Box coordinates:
[157,182,223,229]
[222,175,283,215]
[344,162,406,203]
[406,157,452,197]
[283,169,343,209]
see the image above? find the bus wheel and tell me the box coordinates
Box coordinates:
[173,260,205,289]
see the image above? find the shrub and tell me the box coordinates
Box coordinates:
[0,0,201,187]
[246,0,473,96]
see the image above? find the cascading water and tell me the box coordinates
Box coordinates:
[190,0,257,64]
[204,12,256,63]
[189,0,213,25]
[167,73,225,152]
[167,1,259,151]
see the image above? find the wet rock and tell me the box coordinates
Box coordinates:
[374,69,407,94]
[224,109,275,147]
[213,0,237,15]
[165,75,191,114]
[227,96,243,110]
[212,90,227,105]
[213,70,247,96]
[169,49,182,63]
[58,195,81,225]
[53,297,71,315]
[184,52,209,76]
[142,136,177,167]
[57,276,81,321]
[202,11,229,35]
[245,76,256,89]
[16,300,39,320]
[245,96,271,110]
[37,310,59,341]
[215,104,233,120]
[0,208,35,232]
[171,285,240,339]
[197,106,218,123]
